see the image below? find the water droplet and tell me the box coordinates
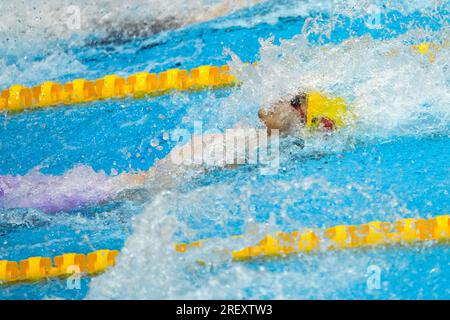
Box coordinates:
[151,139,160,147]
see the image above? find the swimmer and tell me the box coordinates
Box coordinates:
[100,0,264,43]
[257,92,342,134]
[0,90,350,212]
[119,90,350,189]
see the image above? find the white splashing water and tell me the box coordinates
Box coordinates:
[0,165,128,213]
[226,32,448,137]
[86,176,420,299]
[0,0,447,298]
[86,1,449,298]
[0,0,264,43]
[0,0,263,87]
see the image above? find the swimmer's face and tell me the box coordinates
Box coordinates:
[258,94,307,135]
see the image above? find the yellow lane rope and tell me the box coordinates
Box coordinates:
[0,249,118,285]
[1,215,448,285]
[0,42,443,114]
[411,42,446,62]
[0,42,442,112]
[0,65,236,113]
[175,214,450,261]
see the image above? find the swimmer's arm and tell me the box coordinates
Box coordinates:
[117,168,156,188]
[191,0,262,24]
[116,145,190,189]
[117,132,233,189]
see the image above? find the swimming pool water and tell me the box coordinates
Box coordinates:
[0,0,449,299]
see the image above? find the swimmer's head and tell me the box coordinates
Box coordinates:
[258,93,307,135]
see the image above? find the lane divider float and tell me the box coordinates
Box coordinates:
[175,214,450,261]
[0,249,118,285]
[1,215,448,285]
[0,65,236,113]
[1,41,444,114]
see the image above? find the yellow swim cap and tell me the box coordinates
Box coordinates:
[306,91,351,129]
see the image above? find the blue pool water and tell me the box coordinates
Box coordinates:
[0,0,449,299]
